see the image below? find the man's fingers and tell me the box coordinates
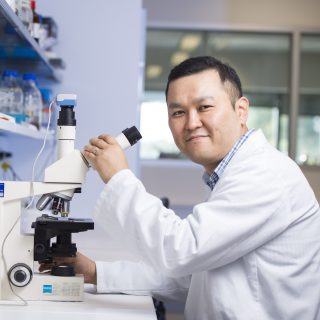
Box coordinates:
[98,134,117,144]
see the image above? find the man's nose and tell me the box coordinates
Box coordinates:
[186,111,202,130]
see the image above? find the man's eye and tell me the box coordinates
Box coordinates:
[172,110,184,117]
[199,105,212,111]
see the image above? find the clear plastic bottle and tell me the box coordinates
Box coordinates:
[31,0,41,42]
[16,0,33,34]
[5,0,17,14]
[22,73,43,128]
[0,70,24,122]
[40,87,55,130]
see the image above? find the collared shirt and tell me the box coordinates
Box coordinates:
[203,128,255,190]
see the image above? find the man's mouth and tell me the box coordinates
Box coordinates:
[186,135,208,142]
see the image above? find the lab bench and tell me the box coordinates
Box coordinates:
[0,291,157,320]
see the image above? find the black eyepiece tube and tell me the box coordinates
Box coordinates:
[57,106,76,126]
[122,126,142,146]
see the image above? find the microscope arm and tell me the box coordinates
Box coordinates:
[44,149,88,184]
[1,181,81,202]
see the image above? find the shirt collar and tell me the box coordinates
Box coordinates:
[203,128,255,190]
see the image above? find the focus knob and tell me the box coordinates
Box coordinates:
[8,264,32,287]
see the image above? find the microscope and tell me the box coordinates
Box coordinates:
[0,94,142,302]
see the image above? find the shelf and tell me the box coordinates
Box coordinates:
[0,118,54,140]
[0,0,62,82]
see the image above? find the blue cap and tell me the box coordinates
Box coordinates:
[56,94,77,107]
[2,70,18,78]
[40,88,53,103]
[23,73,37,81]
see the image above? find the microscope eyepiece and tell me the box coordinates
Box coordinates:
[122,126,142,146]
[56,94,77,126]
[57,106,76,126]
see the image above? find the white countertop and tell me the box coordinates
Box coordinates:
[0,292,156,320]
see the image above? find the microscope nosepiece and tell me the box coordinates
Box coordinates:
[51,197,70,216]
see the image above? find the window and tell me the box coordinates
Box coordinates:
[206,32,290,154]
[141,30,291,159]
[296,34,320,165]
[140,91,179,159]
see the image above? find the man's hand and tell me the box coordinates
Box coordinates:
[39,252,97,285]
[83,134,129,183]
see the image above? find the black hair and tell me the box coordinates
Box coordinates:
[165,56,243,106]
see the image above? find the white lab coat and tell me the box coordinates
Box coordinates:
[94,129,320,320]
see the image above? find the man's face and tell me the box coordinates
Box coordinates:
[167,69,249,173]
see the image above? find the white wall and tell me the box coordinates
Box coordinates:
[35,0,144,258]
[143,0,320,29]
[37,0,143,210]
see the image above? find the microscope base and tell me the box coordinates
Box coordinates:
[3,273,84,302]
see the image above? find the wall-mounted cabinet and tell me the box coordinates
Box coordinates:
[0,0,62,181]
[0,0,62,82]
[0,0,61,141]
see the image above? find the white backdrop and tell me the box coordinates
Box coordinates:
[32,0,145,258]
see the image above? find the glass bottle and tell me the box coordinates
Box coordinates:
[31,0,41,42]
[22,73,43,128]
[0,70,24,122]
[17,0,33,33]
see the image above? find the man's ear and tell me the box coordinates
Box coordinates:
[235,96,249,125]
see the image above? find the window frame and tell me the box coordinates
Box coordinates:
[142,24,320,167]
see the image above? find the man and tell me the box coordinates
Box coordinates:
[42,56,320,319]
